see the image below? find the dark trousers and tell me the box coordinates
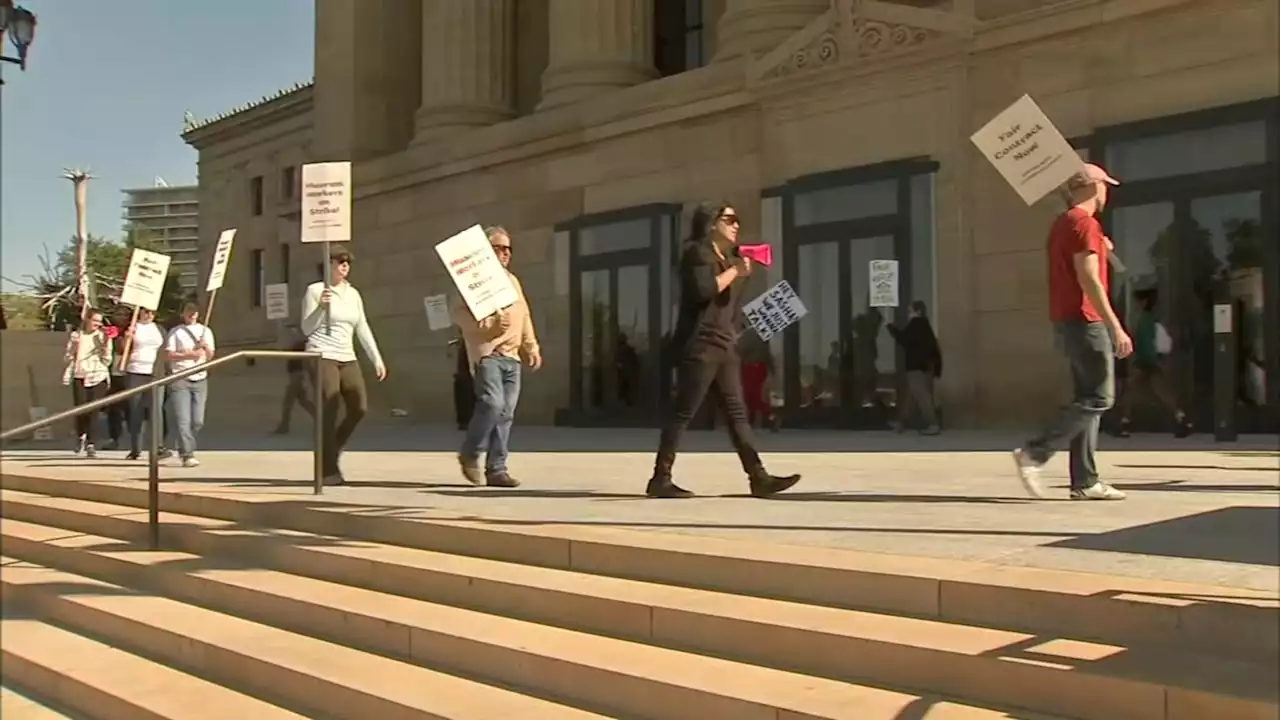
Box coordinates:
[276,371,316,430]
[124,372,167,454]
[105,376,130,442]
[1026,321,1116,489]
[308,359,367,476]
[654,346,763,477]
[71,380,109,444]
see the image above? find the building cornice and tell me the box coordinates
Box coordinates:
[182,81,315,150]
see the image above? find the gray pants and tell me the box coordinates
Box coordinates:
[900,370,939,428]
[168,378,208,459]
[1025,321,1115,490]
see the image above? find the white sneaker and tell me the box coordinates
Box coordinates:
[1071,482,1126,501]
[1011,449,1046,498]
[181,457,200,468]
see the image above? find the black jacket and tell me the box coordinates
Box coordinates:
[887,316,942,377]
[667,240,741,362]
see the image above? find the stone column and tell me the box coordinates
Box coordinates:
[413,0,515,143]
[538,0,657,110]
[713,0,829,62]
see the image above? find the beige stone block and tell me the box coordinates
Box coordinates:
[546,150,602,191]
[1016,36,1089,95]
[1128,0,1275,78]
[583,168,687,213]
[975,250,1046,313]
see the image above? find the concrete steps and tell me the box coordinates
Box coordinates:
[0,685,79,720]
[1,486,1275,720]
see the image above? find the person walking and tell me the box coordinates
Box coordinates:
[1013,163,1131,500]
[453,226,541,488]
[272,324,315,434]
[120,307,172,460]
[61,308,113,457]
[103,307,131,450]
[646,203,801,499]
[301,246,387,486]
[165,302,216,468]
[887,300,943,435]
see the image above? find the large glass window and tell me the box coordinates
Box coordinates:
[1105,121,1267,183]
[794,179,897,226]
[796,242,842,408]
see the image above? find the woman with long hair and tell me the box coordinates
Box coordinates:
[61,307,113,457]
[646,202,800,499]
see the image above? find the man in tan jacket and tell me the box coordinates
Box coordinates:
[453,226,542,487]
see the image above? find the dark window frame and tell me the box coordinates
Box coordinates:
[250,248,265,308]
[654,0,706,77]
[250,175,265,216]
[281,166,296,201]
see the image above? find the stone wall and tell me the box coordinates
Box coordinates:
[1,331,76,439]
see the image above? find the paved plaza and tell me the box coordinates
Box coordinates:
[3,425,1277,592]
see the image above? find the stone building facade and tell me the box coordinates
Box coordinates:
[183,0,1279,432]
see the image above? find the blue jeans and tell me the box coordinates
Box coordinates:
[167,378,208,459]
[1026,321,1116,489]
[460,355,522,473]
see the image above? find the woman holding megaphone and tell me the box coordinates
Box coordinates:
[646,202,801,499]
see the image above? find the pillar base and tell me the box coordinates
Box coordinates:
[536,60,658,111]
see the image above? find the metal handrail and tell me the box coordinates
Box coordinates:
[0,349,326,549]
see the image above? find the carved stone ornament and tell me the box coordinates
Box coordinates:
[852,19,933,56]
[763,30,841,80]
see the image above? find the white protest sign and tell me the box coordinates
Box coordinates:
[435,225,519,321]
[118,248,172,311]
[869,260,899,308]
[204,228,237,292]
[264,283,290,320]
[970,94,1084,205]
[423,294,452,331]
[300,162,352,244]
[743,280,808,342]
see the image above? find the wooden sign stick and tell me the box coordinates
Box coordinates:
[116,306,141,374]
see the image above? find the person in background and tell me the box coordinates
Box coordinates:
[1113,288,1190,438]
[740,336,779,432]
[453,226,541,488]
[165,302,216,468]
[61,308,112,457]
[301,246,387,485]
[451,334,475,431]
[1012,163,1131,501]
[647,203,800,499]
[272,324,315,435]
[103,306,131,450]
[120,306,172,460]
[887,300,943,435]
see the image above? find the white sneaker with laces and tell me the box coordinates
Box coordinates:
[181,457,200,468]
[1011,449,1046,498]
[1071,482,1126,500]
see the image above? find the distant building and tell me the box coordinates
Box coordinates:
[121,182,200,292]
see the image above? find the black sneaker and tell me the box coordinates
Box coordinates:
[125,450,141,460]
[1174,417,1192,438]
[457,453,484,485]
[322,472,345,487]
[484,472,520,488]
[748,470,801,498]
[1116,419,1132,438]
[645,475,694,498]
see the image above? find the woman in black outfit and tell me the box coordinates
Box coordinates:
[647,202,801,499]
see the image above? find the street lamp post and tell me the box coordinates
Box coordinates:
[0,0,38,83]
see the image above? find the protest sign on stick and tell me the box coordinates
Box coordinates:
[301,161,352,335]
[202,227,237,326]
[434,225,518,322]
[970,94,1084,206]
[743,280,808,342]
[116,248,172,371]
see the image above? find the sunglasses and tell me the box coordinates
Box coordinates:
[492,244,513,254]
[719,214,741,227]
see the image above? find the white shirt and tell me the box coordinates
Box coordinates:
[126,322,166,375]
[165,322,216,382]
[300,281,384,366]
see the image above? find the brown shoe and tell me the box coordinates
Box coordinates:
[645,475,695,498]
[484,471,520,488]
[457,453,484,485]
[748,469,801,498]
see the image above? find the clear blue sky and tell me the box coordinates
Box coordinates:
[1,0,314,291]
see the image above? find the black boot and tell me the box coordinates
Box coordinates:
[645,473,694,498]
[748,468,801,498]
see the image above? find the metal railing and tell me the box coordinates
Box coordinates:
[1,349,324,549]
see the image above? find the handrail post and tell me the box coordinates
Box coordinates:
[312,355,324,495]
[148,384,162,550]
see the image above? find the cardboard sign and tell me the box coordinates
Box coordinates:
[435,225,519,321]
[743,280,808,342]
[264,283,290,320]
[300,162,352,244]
[970,94,1084,205]
[118,248,172,311]
[869,260,899,308]
[423,294,452,331]
[204,228,238,292]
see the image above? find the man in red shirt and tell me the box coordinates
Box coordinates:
[1013,163,1133,500]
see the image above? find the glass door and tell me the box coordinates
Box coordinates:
[786,227,906,428]
[576,261,656,420]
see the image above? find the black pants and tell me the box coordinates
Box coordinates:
[307,359,368,476]
[105,376,130,442]
[654,346,763,477]
[71,381,109,444]
[124,372,168,454]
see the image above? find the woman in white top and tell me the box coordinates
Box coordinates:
[121,307,170,459]
[300,246,387,485]
[61,308,113,457]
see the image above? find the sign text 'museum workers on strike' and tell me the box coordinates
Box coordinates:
[300,162,353,244]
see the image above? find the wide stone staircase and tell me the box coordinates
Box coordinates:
[0,471,1276,720]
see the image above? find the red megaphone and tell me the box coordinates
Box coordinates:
[738,244,772,266]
